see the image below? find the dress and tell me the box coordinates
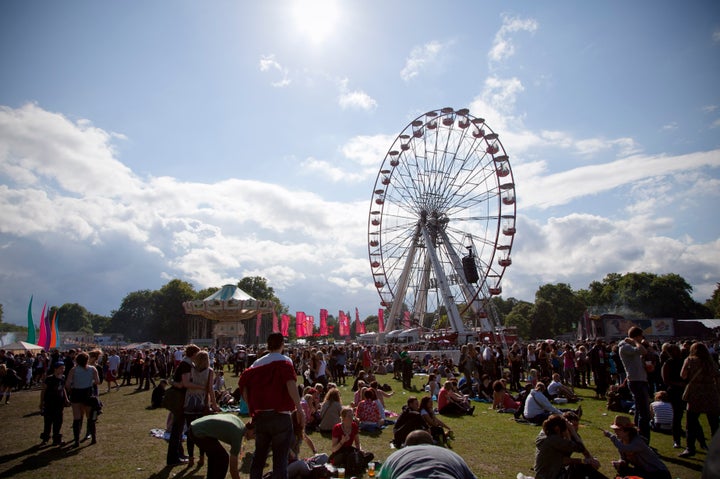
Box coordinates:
[378,444,476,479]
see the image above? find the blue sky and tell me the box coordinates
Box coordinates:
[1,1,719,328]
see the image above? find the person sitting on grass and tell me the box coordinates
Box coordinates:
[150,379,168,409]
[547,373,579,402]
[649,390,673,432]
[438,380,474,416]
[419,396,453,446]
[523,382,581,425]
[534,413,606,479]
[603,415,671,479]
[492,380,521,413]
[356,388,384,432]
[392,396,427,448]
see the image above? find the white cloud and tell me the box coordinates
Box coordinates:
[400,40,451,82]
[258,54,291,87]
[338,91,377,111]
[713,29,720,43]
[488,15,538,64]
[519,150,720,209]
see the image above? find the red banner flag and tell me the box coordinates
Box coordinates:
[296,312,306,337]
[306,315,314,336]
[403,310,411,329]
[319,309,328,336]
[378,309,385,333]
[338,311,347,336]
[256,313,262,337]
[272,310,279,333]
[281,314,290,337]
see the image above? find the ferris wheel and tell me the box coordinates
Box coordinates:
[368,107,516,337]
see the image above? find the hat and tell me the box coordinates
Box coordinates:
[610,415,635,430]
[52,361,65,369]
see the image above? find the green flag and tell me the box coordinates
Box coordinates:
[26,295,36,344]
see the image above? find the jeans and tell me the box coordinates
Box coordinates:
[167,410,186,464]
[192,434,229,479]
[250,411,293,479]
[628,380,651,441]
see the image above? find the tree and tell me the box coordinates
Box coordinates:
[530,299,556,339]
[154,279,196,344]
[109,290,155,341]
[535,283,586,335]
[705,283,720,318]
[89,313,111,333]
[504,301,534,339]
[56,303,93,333]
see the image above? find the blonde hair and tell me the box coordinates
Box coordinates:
[194,351,210,370]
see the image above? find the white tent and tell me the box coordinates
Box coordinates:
[1,341,44,353]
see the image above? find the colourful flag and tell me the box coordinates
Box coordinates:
[319,309,328,336]
[38,303,48,349]
[306,315,314,336]
[296,312,306,337]
[50,311,59,348]
[26,295,36,344]
[338,311,346,336]
[272,310,279,333]
[403,310,411,329]
[281,314,290,337]
[256,313,262,337]
[378,309,385,333]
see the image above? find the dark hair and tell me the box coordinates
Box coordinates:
[628,326,643,338]
[75,351,89,367]
[542,414,567,435]
[267,333,284,351]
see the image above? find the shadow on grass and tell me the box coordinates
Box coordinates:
[0,443,81,478]
[660,453,705,472]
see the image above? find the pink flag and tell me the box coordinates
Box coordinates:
[403,310,411,329]
[306,315,314,336]
[338,311,347,336]
[378,309,385,333]
[256,313,262,337]
[281,314,290,337]
[319,309,328,336]
[272,310,279,333]
[342,311,351,336]
[296,312,306,338]
[38,302,48,349]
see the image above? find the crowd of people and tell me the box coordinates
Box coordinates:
[1,330,719,479]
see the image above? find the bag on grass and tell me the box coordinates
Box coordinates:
[162,386,185,414]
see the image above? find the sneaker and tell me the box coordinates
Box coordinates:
[673,442,681,448]
[467,406,475,415]
[678,448,695,458]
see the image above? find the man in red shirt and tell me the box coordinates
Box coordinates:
[238,333,304,479]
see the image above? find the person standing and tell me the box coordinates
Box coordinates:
[39,361,70,446]
[678,341,720,458]
[238,332,304,479]
[661,343,686,449]
[167,344,205,466]
[189,413,255,479]
[65,351,100,447]
[106,349,121,392]
[618,326,651,442]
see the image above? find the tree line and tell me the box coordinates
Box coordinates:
[1,272,718,343]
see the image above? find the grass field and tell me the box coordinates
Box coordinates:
[0,371,708,479]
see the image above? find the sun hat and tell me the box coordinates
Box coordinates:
[610,415,635,430]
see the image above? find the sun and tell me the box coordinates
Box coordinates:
[292,0,340,44]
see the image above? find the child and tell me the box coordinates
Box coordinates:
[425,373,440,399]
[649,390,673,432]
[526,368,538,388]
[151,379,168,409]
[39,361,69,446]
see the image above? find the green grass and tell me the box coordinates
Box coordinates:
[0,372,707,479]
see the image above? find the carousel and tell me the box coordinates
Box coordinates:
[182,284,275,347]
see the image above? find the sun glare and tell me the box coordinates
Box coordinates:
[292,0,340,44]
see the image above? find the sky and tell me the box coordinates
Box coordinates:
[1,1,719,329]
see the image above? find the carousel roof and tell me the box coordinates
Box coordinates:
[182,284,275,321]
